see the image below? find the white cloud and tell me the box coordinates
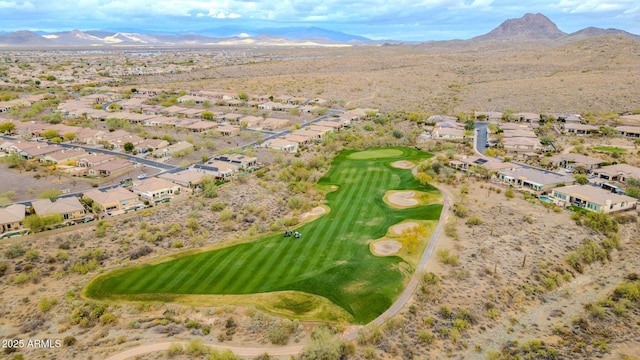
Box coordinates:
[554,0,633,13]
[0,0,34,10]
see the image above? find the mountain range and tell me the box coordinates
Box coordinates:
[0,13,638,47]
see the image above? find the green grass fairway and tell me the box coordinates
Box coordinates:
[85,147,442,324]
[593,146,626,153]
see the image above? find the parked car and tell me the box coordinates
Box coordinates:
[137,173,147,180]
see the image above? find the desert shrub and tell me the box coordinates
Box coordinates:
[613,282,640,302]
[505,188,515,199]
[99,312,117,325]
[466,215,482,226]
[219,208,234,221]
[583,211,618,234]
[0,263,7,277]
[62,336,77,347]
[436,249,459,266]
[38,296,57,312]
[418,329,434,345]
[444,218,458,238]
[452,203,468,217]
[4,243,25,259]
[129,245,153,260]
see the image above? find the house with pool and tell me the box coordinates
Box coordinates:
[551,185,638,213]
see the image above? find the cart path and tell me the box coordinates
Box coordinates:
[103,182,450,360]
[104,341,305,360]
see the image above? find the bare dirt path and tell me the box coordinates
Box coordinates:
[103,342,305,360]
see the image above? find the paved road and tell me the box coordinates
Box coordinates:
[475,121,489,154]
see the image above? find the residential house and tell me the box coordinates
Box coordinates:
[192,160,239,179]
[258,101,281,111]
[31,197,87,222]
[76,153,117,167]
[515,113,541,123]
[616,126,640,139]
[135,139,169,153]
[592,164,640,183]
[551,185,638,213]
[83,187,141,214]
[261,118,290,131]
[431,122,466,140]
[564,123,598,135]
[88,159,135,177]
[239,116,263,129]
[474,111,503,121]
[132,178,181,203]
[284,134,313,146]
[40,148,89,165]
[449,155,521,173]
[158,170,205,188]
[292,129,322,142]
[502,137,542,153]
[549,153,604,171]
[74,128,106,145]
[185,121,218,133]
[19,143,62,159]
[214,125,241,136]
[428,115,458,123]
[308,125,334,137]
[160,141,194,157]
[212,154,258,170]
[0,204,26,234]
[264,138,299,152]
[314,120,343,130]
[499,168,575,192]
[219,113,244,122]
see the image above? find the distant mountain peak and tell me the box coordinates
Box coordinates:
[474,13,566,41]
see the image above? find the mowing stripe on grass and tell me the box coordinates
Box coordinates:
[85,147,439,324]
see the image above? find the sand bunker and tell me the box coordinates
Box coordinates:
[372,240,402,256]
[387,191,418,207]
[300,206,326,220]
[390,221,420,235]
[391,160,415,169]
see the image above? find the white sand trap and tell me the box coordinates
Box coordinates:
[388,191,418,207]
[391,160,415,169]
[300,206,326,220]
[372,240,402,255]
[390,221,420,235]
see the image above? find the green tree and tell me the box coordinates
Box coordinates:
[41,129,59,139]
[63,132,76,142]
[39,189,62,199]
[0,121,15,133]
[238,91,249,101]
[123,142,134,153]
[464,120,475,131]
[574,174,589,185]
[202,111,215,120]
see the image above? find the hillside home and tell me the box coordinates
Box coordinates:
[31,197,87,222]
[160,141,194,157]
[132,178,181,203]
[499,168,575,192]
[264,138,299,152]
[158,170,205,188]
[40,148,89,165]
[592,164,640,183]
[83,187,141,214]
[192,160,239,179]
[88,159,135,177]
[76,153,117,167]
[549,153,603,171]
[616,126,640,139]
[262,118,290,131]
[214,125,241,136]
[552,185,638,213]
[564,123,598,135]
[212,154,258,170]
[0,204,26,234]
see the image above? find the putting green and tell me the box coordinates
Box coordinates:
[347,148,404,160]
[84,147,442,324]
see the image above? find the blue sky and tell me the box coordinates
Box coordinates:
[1,0,639,40]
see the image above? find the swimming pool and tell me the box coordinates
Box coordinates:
[539,195,554,203]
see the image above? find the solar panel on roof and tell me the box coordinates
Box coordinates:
[474,158,488,164]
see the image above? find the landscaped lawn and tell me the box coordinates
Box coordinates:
[593,146,627,153]
[84,147,442,324]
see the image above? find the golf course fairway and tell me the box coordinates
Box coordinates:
[84,147,442,324]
